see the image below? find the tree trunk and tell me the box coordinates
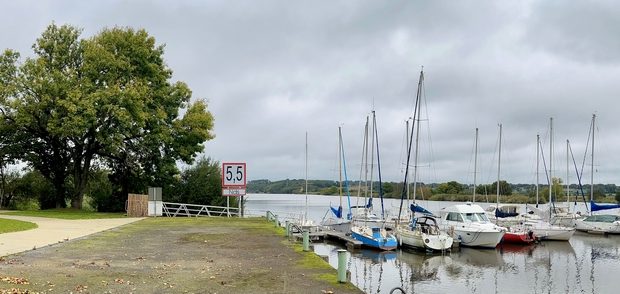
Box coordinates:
[70,150,94,210]
[53,175,67,209]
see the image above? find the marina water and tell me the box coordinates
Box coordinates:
[245,193,620,294]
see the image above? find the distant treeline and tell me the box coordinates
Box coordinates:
[248,179,620,204]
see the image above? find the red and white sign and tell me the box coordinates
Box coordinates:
[222,162,246,196]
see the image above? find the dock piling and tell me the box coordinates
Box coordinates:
[285,221,290,236]
[303,230,310,251]
[337,249,347,283]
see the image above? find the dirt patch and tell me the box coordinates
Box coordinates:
[0,217,361,293]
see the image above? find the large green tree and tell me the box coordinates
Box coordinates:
[488,180,512,196]
[435,181,464,194]
[0,24,214,209]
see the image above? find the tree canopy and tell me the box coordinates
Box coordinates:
[0,24,214,209]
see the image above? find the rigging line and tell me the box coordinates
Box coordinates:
[398,69,422,222]
[340,127,353,219]
[356,116,369,209]
[568,142,589,212]
[466,128,477,190]
[420,71,437,185]
[373,111,385,219]
[579,117,593,182]
[485,124,500,188]
[539,139,551,188]
[398,119,410,176]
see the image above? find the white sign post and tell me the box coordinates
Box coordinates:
[222,162,246,217]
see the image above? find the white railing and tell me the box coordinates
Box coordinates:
[162,202,240,217]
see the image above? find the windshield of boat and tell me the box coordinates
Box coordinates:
[464,212,489,222]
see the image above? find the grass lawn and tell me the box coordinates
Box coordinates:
[3,208,126,219]
[0,218,38,234]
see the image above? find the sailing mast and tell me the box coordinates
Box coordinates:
[473,128,479,203]
[356,117,369,212]
[369,112,376,213]
[549,118,553,208]
[566,139,570,209]
[412,79,423,205]
[536,134,540,208]
[590,114,595,205]
[372,111,385,219]
[398,69,423,221]
[304,132,308,223]
[405,120,411,208]
[496,124,502,209]
[338,127,343,217]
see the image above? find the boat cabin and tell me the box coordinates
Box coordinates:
[582,214,620,223]
[440,203,490,223]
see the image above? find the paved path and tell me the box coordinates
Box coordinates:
[0,214,144,257]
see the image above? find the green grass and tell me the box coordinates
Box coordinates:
[0,218,38,234]
[3,208,126,219]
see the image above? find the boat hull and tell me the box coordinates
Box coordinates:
[351,226,397,251]
[451,228,504,248]
[575,215,620,234]
[526,222,575,241]
[397,227,453,251]
[321,218,352,233]
[502,231,535,244]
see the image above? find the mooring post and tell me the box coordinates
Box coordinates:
[337,249,347,283]
[303,230,310,251]
[285,220,290,237]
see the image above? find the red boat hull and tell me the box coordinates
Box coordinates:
[502,231,535,244]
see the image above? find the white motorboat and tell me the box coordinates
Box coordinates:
[574,214,620,234]
[439,203,505,248]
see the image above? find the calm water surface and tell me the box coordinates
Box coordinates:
[246,193,620,294]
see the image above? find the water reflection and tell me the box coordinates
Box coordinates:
[314,235,620,294]
[247,195,620,293]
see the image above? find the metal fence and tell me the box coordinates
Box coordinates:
[162,202,240,217]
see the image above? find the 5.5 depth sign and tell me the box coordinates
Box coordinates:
[222,162,246,196]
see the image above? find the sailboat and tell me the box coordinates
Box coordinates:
[350,111,398,251]
[293,132,316,229]
[395,69,453,252]
[320,127,352,233]
[491,124,535,244]
[521,120,575,241]
[574,114,620,234]
[484,125,522,227]
[350,115,383,226]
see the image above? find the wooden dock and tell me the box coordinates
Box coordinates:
[292,230,364,249]
[324,231,363,249]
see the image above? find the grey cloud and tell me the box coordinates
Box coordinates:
[3,1,620,185]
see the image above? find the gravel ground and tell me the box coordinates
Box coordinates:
[0,217,362,294]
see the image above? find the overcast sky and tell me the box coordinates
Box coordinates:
[2,1,620,185]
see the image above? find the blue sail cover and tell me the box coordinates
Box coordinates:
[330,206,343,218]
[410,203,432,215]
[495,208,519,218]
[590,200,620,212]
